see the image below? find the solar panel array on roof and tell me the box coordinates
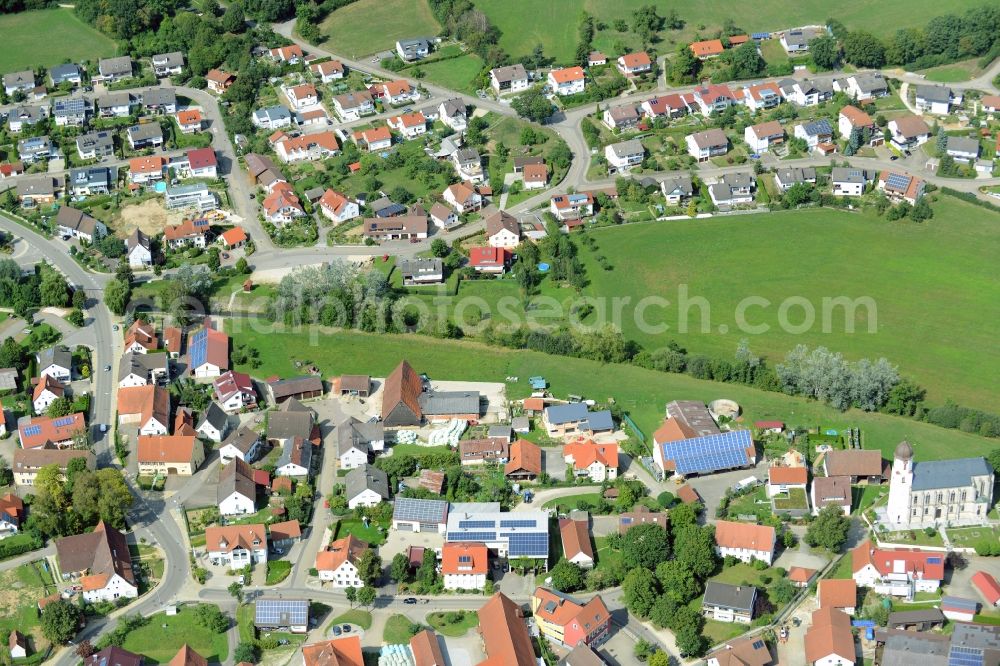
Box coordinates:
[23,425,41,436]
[660,429,753,475]
[52,417,76,427]
[189,328,207,370]
[949,646,984,666]
[508,532,548,557]
[499,519,536,528]
[392,498,447,524]
[447,531,495,542]
[459,520,494,529]
[886,173,912,190]
[254,599,308,627]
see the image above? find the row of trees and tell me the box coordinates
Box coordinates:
[776,345,901,412]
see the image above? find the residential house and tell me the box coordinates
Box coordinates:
[531,587,611,649]
[206,69,235,94]
[269,45,304,64]
[187,319,229,378]
[745,121,785,154]
[96,56,133,82]
[559,517,594,568]
[316,534,367,587]
[163,218,209,248]
[388,111,428,139]
[32,375,64,414]
[812,475,852,515]
[915,85,960,114]
[345,463,390,508]
[186,147,218,178]
[217,458,257,516]
[547,67,586,96]
[370,80,415,106]
[96,92,134,117]
[702,582,757,624]
[691,83,737,116]
[273,131,339,163]
[3,69,33,95]
[362,215,428,241]
[888,115,930,150]
[409,631,444,666]
[127,122,164,150]
[945,135,980,163]
[353,126,392,152]
[55,521,137,602]
[212,370,256,414]
[522,162,548,189]
[831,167,872,197]
[588,51,607,66]
[704,637,772,666]
[163,326,182,359]
[310,60,345,82]
[429,202,458,228]
[443,182,483,213]
[269,520,300,550]
[0,493,25,539]
[438,98,467,131]
[780,28,822,54]
[618,506,667,535]
[262,182,306,224]
[332,91,375,121]
[441,542,489,590]
[391,497,448,534]
[794,119,834,149]
[478,593,535,666]
[851,540,944,598]
[686,128,729,161]
[128,156,166,185]
[17,136,56,164]
[490,64,529,94]
[69,167,114,197]
[140,88,177,114]
[117,351,168,388]
[317,189,359,225]
[38,346,72,382]
[452,147,484,183]
[137,435,203,476]
[504,439,542,481]
[844,73,888,101]
[467,246,508,273]
[152,51,184,76]
[838,105,876,142]
[50,64,83,87]
[219,227,247,250]
[743,82,783,111]
[12,447,93,485]
[877,170,925,205]
[9,106,47,133]
[275,436,312,478]
[459,437,509,464]
[562,440,618,482]
[708,172,755,207]
[773,166,816,191]
[285,83,317,110]
[981,94,1000,115]
[550,192,595,220]
[940,596,980,622]
[0,162,24,179]
[301,638,362,666]
[804,607,856,666]
[714,520,775,565]
[616,52,652,77]
[542,403,614,438]
[641,93,688,119]
[789,567,818,588]
[823,450,885,483]
[690,39,725,59]
[336,417,384,470]
[53,97,89,127]
[485,210,520,248]
[604,139,644,173]
[218,427,262,464]
[16,176,59,205]
[252,105,293,130]
[205,524,267,567]
[396,38,430,61]
[819,579,857,615]
[55,206,107,242]
[787,79,833,107]
[196,402,229,442]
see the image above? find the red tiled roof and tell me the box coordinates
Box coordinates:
[819,578,857,609]
[549,67,585,83]
[478,593,536,666]
[562,440,618,470]
[441,542,488,575]
[505,439,541,476]
[220,227,247,246]
[468,246,508,268]
[767,466,807,485]
[176,109,202,125]
[714,520,775,552]
[619,52,652,69]
[129,156,166,175]
[559,518,594,561]
[187,147,217,170]
[302,636,362,666]
[972,571,1000,605]
[851,540,945,581]
[690,39,725,57]
[840,105,873,127]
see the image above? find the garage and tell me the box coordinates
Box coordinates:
[395,522,414,532]
[392,498,449,535]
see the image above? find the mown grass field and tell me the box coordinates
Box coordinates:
[578,198,999,411]
[0,9,117,71]
[415,54,485,94]
[319,0,441,57]
[469,0,989,62]
[228,323,998,463]
[121,604,230,664]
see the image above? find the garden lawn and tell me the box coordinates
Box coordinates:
[920,60,980,83]
[945,525,1000,549]
[266,561,292,585]
[427,610,479,637]
[121,604,230,664]
[773,487,809,510]
[319,0,440,58]
[579,199,1000,411]
[826,555,854,580]
[882,529,945,547]
[334,517,389,546]
[415,55,485,95]
[470,0,986,62]
[227,323,1000,462]
[542,492,604,510]
[0,561,56,652]
[0,9,116,71]
[383,614,421,644]
[329,609,373,631]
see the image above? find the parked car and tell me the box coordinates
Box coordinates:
[332,626,342,636]
[403,598,418,605]
[341,625,351,633]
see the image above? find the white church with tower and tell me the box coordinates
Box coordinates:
[885,440,994,529]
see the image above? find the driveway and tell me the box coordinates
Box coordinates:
[686,462,768,522]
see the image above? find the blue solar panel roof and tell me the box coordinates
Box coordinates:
[447,531,496,542]
[949,646,984,666]
[254,599,308,627]
[52,417,75,427]
[508,532,548,557]
[499,520,536,528]
[189,328,207,369]
[459,520,495,529]
[660,429,753,475]
[23,425,41,436]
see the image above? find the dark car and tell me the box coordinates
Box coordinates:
[342,625,351,633]
[403,598,418,605]
[890,155,898,161]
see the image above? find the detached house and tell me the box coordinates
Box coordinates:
[370,80,416,106]
[336,417,384,470]
[117,351,168,388]
[766,465,808,497]
[839,105,876,142]
[50,63,82,87]
[888,115,930,151]
[877,170,925,205]
[53,98,89,127]
[269,45,304,64]
[316,534,367,587]
[205,524,267,567]
[273,131,340,163]
[310,60,345,82]
[442,542,489,590]
[563,441,618,482]
[251,105,293,130]
[129,156,166,185]
[550,192,594,220]
[708,172,755,207]
[714,520,775,565]
[745,121,785,154]
[262,182,306,224]
[318,189,360,225]
[163,218,209,249]
[831,167,873,197]
[452,147,484,183]
[363,215,428,241]
[547,67,586,96]
[38,346,72,381]
[152,51,184,76]
[703,582,758,624]
[332,91,375,121]
[18,413,86,449]
[387,111,428,139]
[137,435,204,476]
[691,83,736,116]
[56,206,107,242]
[55,521,137,603]
[32,375,64,414]
[604,139,644,173]
[213,370,256,413]
[196,402,230,442]
[531,587,611,649]
[660,174,694,205]
[206,69,235,94]
[686,128,728,161]
[97,92,134,118]
[218,458,257,516]
[915,84,960,115]
[219,427,262,464]
[743,82,783,111]
[443,182,483,213]
[617,52,652,77]
[117,385,170,435]
[851,540,944,598]
[559,517,594,568]
[843,73,888,101]
[69,167,114,197]
[127,122,164,151]
[794,118,834,149]
[468,247,509,274]
[188,319,229,378]
[353,126,393,152]
[485,210,520,248]
[396,38,430,61]
[490,64,529,94]
[17,136,56,164]
[96,56,134,83]
[438,98,467,131]
[690,39,725,59]
[8,106,46,133]
[285,83,317,110]
[641,93,688,119]
[345,463,390,508]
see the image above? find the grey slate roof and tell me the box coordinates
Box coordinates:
[702,581,757,613]
[853,73,887,94]
[70,167,112,190]
[398,258,443,280]
[97,92,134,109]
[440,98,466,118]
[16,176,56,197]
[946,136,980,155]
[38,346,72,371]
[831,167,872,184]
[99,56,133,77]
[117,351,167,382]
[418,390,480,416]
[888,608,944,625]
[140,88,176,107]
[336,417,384,457]
[775,167,816,185]
[267,409,313,442]
[218,457,256,505]
[50,64,82,84]
[221,426,260,455]
[916,84,952,104]
[660,175,693,197]
[545,402,589,424]
[911,457,993,491]
[127,123,164,142]
[880,630,950,666]
[3,70,34,89]
[152,52,185,68]
[345,463,389,501]
[253,106,292,124]
[721,172,754,189]
[488,425,512,440]
[197,402,229,431]
[606,139,644,159]
[491,64,527,83]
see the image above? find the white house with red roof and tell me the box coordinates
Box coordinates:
[273,131,340,163]
[714,520,776,565]
[691,83,737,116]
[316,535,367,587]
[547,67,586,96]
[441,542,488,590]
[641,94,688,119]
[617,52,652,77]
[186,147,217,179]
[32,375,64,414]
[189,319,229,379]
[219,227,247,249]
[285,83,318,110]
[485,211,520,248]
[443,182,483,214]
[562,440,618,482]
[175,109,203,134]
[387,112,427,139]
[468,247,509,274]
[972,571,1000,607]
[352,126,392,152]
[213,370,257,412]
[550,192,594,220]
[318,189,360,225]
[270,45,304,64]
[851,540,944,598]
[263,182,306,224]
[370,80,416,105]
[766,465,807,497]
[310,60,345,82]
[743,82,783,111]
